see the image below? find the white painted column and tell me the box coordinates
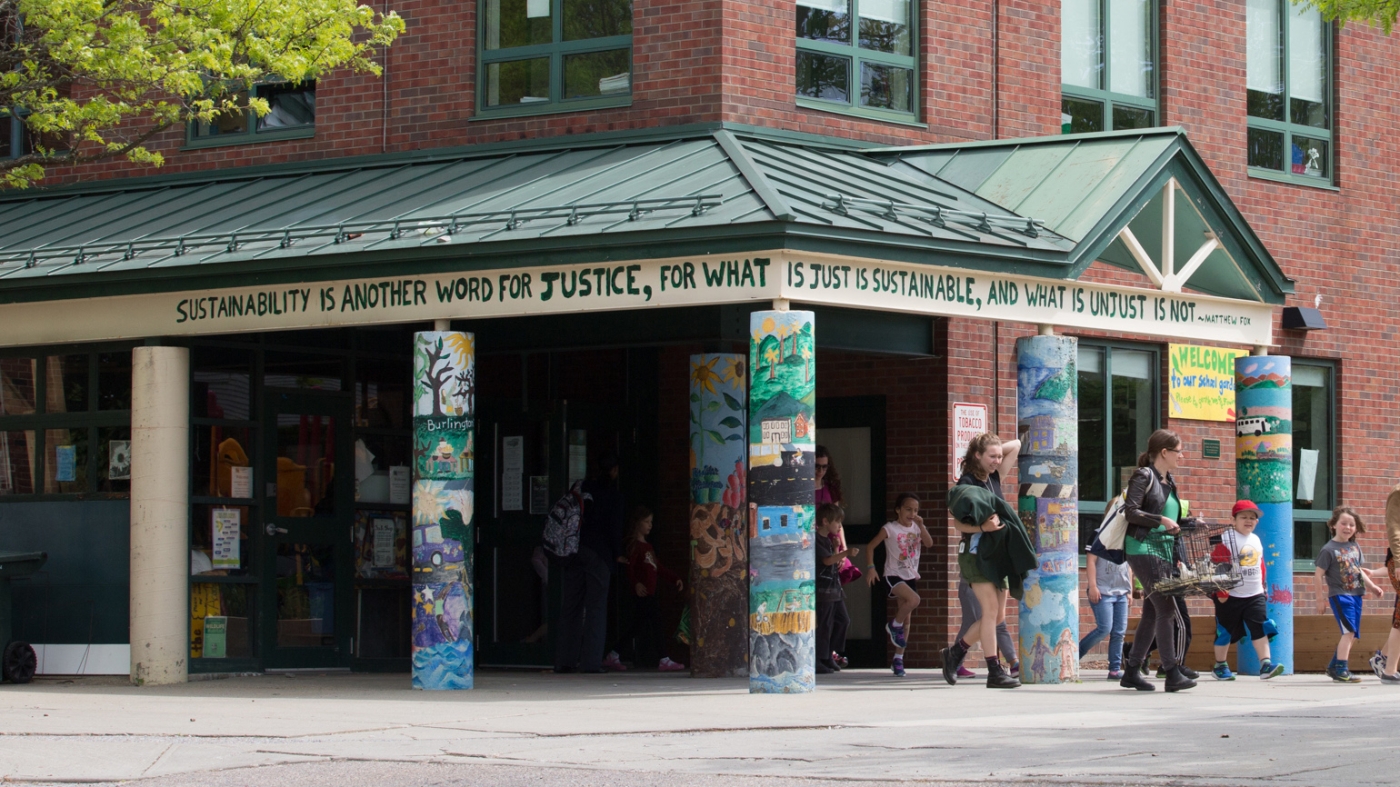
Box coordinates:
[129,346,190,686]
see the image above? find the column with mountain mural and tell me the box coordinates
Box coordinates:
[747,311,816,694]
[1235,355,1293,675]
[689,354,749,678]
[411,331,476,690]
[1016,335,1079,684]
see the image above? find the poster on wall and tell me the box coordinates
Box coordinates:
[212,508,241,569]
[108,440,131,481]
[1169,344,1248,421]
[55,445,76,482]
[951,402,989,481]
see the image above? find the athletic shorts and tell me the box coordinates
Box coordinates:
[883,575,918,598]
[1214,593,1268,644]
[1329,593,1364,636]
[957,549,1008,589]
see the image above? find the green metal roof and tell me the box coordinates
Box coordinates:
[876,127,1293,302]
[0,124,1289,305]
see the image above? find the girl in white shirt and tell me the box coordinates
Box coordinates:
[865,493,933,677]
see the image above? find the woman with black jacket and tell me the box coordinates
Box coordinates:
[1119,429,1198,693]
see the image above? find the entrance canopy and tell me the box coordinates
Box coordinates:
[0,125,1290,348]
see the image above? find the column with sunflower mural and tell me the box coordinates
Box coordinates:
[748,310,817,694]
[689,354,749,678]
[410,331,476,690]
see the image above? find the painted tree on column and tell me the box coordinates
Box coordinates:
[1016,335,1080,684]
[411,331,476,690]
[748,311,816,694]
[1235,355,1293,674]
[689,354,749,678]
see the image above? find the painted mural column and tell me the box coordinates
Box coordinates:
[1015,334,1080,684]
[411,331,476,690]
[747,310,817,693]
[1235,355,1293,675]
[689,354,750,678]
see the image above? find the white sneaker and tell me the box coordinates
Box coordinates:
[658,657,687,672]
[1371,651,1387,679]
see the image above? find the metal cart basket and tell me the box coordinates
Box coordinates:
[1153,521,1242,597]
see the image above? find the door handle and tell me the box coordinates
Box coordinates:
[265,524,289,536]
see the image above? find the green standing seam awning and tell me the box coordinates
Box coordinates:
[0,124,1291,307]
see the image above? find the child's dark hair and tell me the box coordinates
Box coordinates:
[816,503,844,529]
[1327,505,1365,541]
[894,492,919,513]
[625,506,653,545]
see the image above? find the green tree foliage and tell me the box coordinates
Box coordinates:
[0,0,404,187]
[1298,0,1400,32]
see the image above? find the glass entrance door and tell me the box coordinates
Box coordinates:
[261,389,354,668]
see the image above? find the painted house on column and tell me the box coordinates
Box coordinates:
[1,0,1391,683]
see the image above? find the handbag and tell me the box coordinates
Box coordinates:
[1087,488,1131,565]
[838,560,863,585]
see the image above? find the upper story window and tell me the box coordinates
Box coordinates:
[479,0,632,116]
[1061,0,1157,133]
[188,82,316,146]
[1246,0,1331,183]
[795,0,917,121]
[1,112,22,159]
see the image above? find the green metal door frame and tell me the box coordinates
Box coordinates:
[259,388,355,669]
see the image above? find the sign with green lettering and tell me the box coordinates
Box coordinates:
[0,251,1275,348]
[1169,344,1249,421]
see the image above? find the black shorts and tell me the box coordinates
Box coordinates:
[1214,594,1268,644]
[883,575,918,598]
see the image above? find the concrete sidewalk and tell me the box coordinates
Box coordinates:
[1,669,1396,786]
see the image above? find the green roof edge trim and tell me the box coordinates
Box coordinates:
[712,130,797,221]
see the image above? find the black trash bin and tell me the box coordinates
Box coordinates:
[0,552,48,684]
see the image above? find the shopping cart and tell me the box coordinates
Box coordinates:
[1152,519,1242,597]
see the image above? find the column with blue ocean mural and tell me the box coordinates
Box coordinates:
[411,331,476,690]
[747,311,816,693]
[1235,355,1292,675]
[689,354,750,678]
[1015,334,1080,684]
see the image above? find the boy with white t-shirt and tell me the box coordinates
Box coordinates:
[1211,500,1285,680]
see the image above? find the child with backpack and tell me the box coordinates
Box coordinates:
[1315,505,1385,682]
[815,503,858,675]
[622,506,686,671]
[1210,500,1285,680]
[865,493,933,677]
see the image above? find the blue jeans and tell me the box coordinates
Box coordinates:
[1079,594,1129,670]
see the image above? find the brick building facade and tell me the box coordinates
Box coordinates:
[4,0,1397,679]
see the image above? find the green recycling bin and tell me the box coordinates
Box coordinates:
[0,552,47,684]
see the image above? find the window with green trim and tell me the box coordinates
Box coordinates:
[1292,361,1335,565]
[188,82,317,144]
[0,350,133,498]
[1061,0,1157,133]
[1,111,24,159]
[795,0,917,119]
[479,0,632,115]
[1076,343,1159,550]
[1246,0,1331,183]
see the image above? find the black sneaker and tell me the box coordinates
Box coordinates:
[941,647,959,685]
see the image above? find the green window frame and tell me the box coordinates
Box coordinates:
[1246,0,1333,185]
[1291,360,1336,570]
[1076,341,1160,556]
[1060,0,1159,133]
[2,109,26,160]
[477,0,633,119]
[185,81,317,149]
[795,0,920,123]
[0,348,135,500]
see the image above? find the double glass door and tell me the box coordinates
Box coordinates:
[260,390,353,668]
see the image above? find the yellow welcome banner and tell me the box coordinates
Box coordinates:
[1169,344,1248,421]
